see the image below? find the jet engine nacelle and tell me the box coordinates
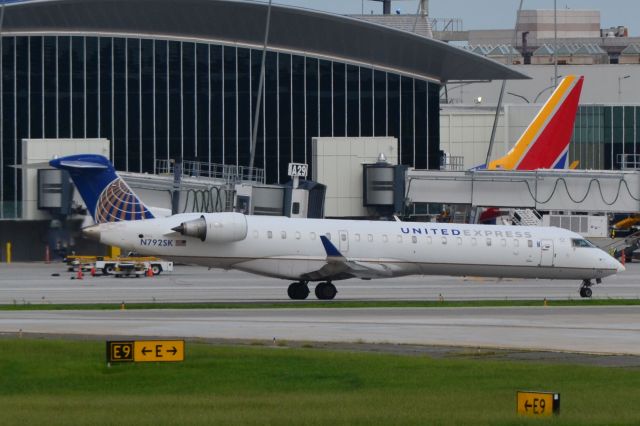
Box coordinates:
[172,213,248,243]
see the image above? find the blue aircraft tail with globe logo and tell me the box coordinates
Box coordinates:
[49,154,154,223]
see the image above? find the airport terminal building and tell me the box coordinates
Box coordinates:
[0,0,523,219]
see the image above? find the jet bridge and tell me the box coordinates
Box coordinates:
[406,169,640,213]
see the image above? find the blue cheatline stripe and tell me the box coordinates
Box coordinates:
[553,151,569,169]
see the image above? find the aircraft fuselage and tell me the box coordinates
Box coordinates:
[85,213,622,282]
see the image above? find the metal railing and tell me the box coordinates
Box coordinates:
[156,159,264,184]
[440,155,465,171]
[617,154,640,170]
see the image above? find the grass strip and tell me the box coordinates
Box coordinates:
[2,298,640,311]
[0,338,639,425]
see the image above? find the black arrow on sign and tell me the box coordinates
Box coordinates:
[167,346,178,355]
[141,347,152,355]
[524,400,532,411]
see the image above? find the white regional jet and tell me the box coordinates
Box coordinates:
[50,155,624,300]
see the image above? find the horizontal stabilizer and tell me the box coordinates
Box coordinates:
[10,161,52,169]
[58,160,109,169]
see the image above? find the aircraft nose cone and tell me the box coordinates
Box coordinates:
[617,261,626,273]
[82,225,101,242]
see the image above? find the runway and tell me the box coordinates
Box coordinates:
[1,306,639,355]
[1,262,639,304]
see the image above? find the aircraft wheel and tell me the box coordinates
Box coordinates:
[151,264,162,275]
[579,287,593,298]
[287,282,309,300]
[315,282,337,300]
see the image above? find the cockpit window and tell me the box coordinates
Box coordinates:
[572,238,595,248]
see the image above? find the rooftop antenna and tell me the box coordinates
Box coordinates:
[248,0,272,175]
[369,0,392,15]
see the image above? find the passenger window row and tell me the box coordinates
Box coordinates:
[252,230,535,249]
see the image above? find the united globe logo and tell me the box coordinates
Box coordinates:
[95,178,152,223]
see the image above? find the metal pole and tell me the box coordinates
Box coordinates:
[486,0,523,167]
[554,0,558,88]
[248,0,272,172]
[0,1,6,218]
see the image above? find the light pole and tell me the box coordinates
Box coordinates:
[553,0,558,88]
[248,0,273,175]
[618,75,631,101]
[534,85,556,103]
[507,92,530,103]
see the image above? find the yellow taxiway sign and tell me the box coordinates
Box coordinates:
[107,340,185,363]
[517,391,560,416]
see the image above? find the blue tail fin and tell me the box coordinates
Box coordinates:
[49,154,154,223]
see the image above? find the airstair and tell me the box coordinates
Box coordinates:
[511,209,542,226]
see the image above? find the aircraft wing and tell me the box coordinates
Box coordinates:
[300,236,394,281]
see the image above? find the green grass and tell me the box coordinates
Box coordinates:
[2,298,640,311]
[0,339,639,425]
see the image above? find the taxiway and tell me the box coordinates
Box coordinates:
[0,262,638,304]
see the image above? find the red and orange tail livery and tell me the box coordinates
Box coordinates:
[487,75,584,171]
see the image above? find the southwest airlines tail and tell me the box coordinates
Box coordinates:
[50,154,154,223]
[485,75,584,170]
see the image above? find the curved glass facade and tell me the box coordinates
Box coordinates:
[0,35,440,218]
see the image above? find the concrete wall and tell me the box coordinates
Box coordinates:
[21,139,110,220]
[439,105,540,170]
[518,9,601,40]
[444,64,640,105]
[312,137,397,217]
[620,55,640,64]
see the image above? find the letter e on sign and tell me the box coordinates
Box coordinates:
[133,340,185,362]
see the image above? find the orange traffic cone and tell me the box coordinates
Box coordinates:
[621,251,626,266]
[90,266,96,277]
[147,266,154,277]
[77,268,83,280]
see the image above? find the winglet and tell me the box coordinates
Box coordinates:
[320,235,344,258]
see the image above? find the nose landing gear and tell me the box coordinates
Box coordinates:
[579,278,601,298]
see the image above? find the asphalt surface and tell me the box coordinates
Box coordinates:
[1,306,639,355]
[1,262,639,357]
[0,262,639,304]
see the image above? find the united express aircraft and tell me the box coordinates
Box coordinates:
[51,154,622,300]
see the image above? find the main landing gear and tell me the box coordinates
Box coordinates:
[287,281,337,300]
[315,282,338,300]
[287,282,310,300]
[579,278,601,298]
